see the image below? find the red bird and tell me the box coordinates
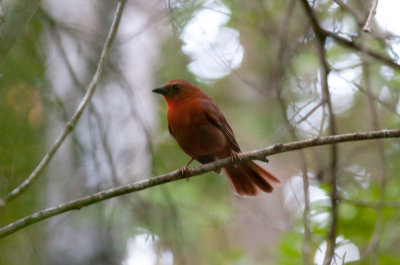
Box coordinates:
[153,80,280,196]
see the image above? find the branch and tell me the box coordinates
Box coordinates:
[299,1,339,264]
[0,0,127,206]
[332,0,362,26]
[0,129,400,239]
[354,83,399,117]
[297,0,399,70]
[274,1,312,263]
[363,0,379,32]
[361,32,387,264]
[323,30,400,70]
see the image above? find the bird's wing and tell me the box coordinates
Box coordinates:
[168,123,175,138]
[203,100,241,152]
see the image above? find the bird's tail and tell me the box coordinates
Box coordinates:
[224,161,280,196]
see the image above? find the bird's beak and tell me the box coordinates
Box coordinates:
[152,87,167,95]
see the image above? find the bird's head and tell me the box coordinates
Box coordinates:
[153,79,203,106]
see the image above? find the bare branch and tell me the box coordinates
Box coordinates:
[274,1,312,263]
[299,1,339,264]
[354,83,400,117]
[0,129,400,239]
[296,102,323,124]
[0,0,127,206]
[332,0,362,25]
[48,21,120,185]
[361,32,387,264]
[295,1,399,70]
[324,30,400,70]
[363,0,379,32]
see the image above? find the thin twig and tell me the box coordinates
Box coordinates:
[299,1,339,264]
[289,97,320,122]
[286,3,400,71]
[363,0,379,32]
[318,42,339,265]
[0,129,400,238]
[0,0,127,206]
[361,31,387,264]
[296,102,323,124]
[49,21,120,185]
[354,83,399,117]
[322,30,400,70]
[332,0,362,26]
[273,1,312,263]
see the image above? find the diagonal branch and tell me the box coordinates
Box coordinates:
[363,0,379,32]
[323,30,400,70]
[332,0,362,25]
[298,0,399,70]
[0,0,127,206]
[0,128,400,239]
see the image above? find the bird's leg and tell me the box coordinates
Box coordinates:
[181,158,194,182]
[257,156,269,163]
[231,151,242,168]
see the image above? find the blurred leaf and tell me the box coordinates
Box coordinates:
[0,0,41,62]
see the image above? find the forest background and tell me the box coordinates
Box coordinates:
[1,0,400,264]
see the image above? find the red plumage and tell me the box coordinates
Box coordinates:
[153,80,280,196]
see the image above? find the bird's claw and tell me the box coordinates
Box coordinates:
[231,152,242,168]
[181,166,191,182]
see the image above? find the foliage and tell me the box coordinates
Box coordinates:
[1,0,400,264]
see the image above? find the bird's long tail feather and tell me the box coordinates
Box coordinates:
[224,161,280,196]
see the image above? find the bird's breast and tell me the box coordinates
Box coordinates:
[167,102,227,158]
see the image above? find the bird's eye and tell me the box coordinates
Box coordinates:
[172,84,180,91]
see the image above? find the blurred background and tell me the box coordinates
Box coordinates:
[1,0,400,264]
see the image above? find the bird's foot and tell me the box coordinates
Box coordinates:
[215,168,222,175]
[231,152,242,168]
[255,155,269,163]
[181,165,191,182]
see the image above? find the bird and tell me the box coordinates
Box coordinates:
[153,79,280,196]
